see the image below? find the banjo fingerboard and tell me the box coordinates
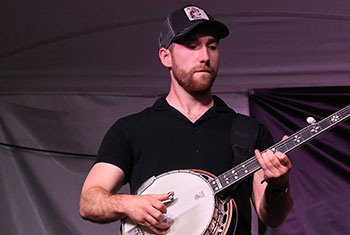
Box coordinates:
[210,105,350,194]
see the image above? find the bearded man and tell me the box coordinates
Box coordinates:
[79,5,293,235]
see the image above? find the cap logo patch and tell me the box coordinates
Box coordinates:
[184,6,209,21]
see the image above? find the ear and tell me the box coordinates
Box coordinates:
[159,48,172,68]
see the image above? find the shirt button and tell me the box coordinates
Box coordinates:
[196,149,199,154]
[193,127,197,131]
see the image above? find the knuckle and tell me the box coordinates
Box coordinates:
[265,161,273,168]
[153,220,161,226]
[151,219,160,227]
[139,212,147,221]
[154,211,164,220]
[144,222,154,230]
[154,201,164,210]
[138,217,147,224]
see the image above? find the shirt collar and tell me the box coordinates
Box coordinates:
[212,95,232,113]
[152,96,171,111]
[152,95,233,113]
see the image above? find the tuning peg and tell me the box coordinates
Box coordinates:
[306,116,316,124]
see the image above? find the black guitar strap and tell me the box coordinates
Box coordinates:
[231,113,260,166]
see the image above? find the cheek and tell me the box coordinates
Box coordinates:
[210,52,219,66]
[173,57,192,71]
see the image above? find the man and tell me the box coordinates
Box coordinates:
[79,5,293,235]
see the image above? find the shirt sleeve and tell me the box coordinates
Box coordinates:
[96,119,134,183]
[255,123,275,152]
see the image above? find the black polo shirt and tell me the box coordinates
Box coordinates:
[96,95,274,234]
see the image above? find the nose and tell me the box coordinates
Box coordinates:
[198,47,210,64]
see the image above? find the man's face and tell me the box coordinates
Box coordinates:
[169,28,219,96]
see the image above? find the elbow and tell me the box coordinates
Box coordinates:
[79,208,87,220]
[79,204,91,221]
[79,197,94,221]
[78,189,115,223]
[79,207,103,223]
[79,204,115,224]
[79,191,99,221]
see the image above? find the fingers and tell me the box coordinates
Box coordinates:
[255,149,291,180]
[150,192,174,213]
[276,151,291,167]
[144,222,169,234]
[255,150,277,178]
[142,195,171,234]
[125,193,172,234]
[151,192,172,201]
[143,219,169,234]
[144,212,170,230]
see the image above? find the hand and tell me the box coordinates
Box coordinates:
[121,193,173,234]
[255,136,292,189]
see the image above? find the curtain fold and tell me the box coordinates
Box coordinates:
[249,86,350,235]
[0,95,157,235]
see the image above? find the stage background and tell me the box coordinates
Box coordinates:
[0,1,349,234]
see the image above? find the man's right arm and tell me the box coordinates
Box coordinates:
[79,162,171,234]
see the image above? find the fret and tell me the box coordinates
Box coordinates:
[301,128,312,140]
[211,158,260,193]
[276,144,288,153]
[339,107,350,119]
[319,120,330,129]
[284,139,296,149]
[211,105,350,194]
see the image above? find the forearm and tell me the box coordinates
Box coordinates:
[79,186,127,223]
[259,184,294,228]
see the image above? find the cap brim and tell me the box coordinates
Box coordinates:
[173,20,229,43]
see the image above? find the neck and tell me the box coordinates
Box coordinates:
[166,79,214,123]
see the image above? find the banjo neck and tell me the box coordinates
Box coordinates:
[210,105,350,194]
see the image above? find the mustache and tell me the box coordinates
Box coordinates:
[192,65,216,74]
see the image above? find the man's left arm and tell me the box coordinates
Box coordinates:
[251,137,294,228]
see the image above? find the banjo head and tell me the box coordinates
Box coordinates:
[123,170,216,235]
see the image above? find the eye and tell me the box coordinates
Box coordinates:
[187,44,198,50]
[183,41,199,50]
[208,43,218,50]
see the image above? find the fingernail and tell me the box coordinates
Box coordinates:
[167,192,174,200]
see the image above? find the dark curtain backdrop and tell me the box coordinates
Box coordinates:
[249,87,350,235]
[0,95,159,235]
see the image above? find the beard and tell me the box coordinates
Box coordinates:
[171,60,218,97]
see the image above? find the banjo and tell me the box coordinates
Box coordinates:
[121,105,350,235]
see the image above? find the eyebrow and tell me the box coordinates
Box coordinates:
[207,38,219,44]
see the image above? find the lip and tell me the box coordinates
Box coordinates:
[195,70,211,74]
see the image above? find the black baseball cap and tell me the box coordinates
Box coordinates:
[158,5,229,49]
